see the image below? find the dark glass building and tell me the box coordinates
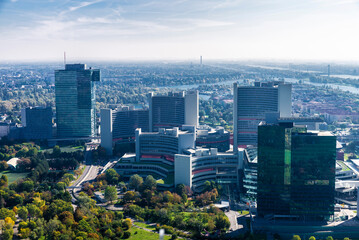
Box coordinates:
[112,107,149,142]
[148,91,198,132]
[21,107,53,140]
[55,64,100,138]
[257,123,336,221]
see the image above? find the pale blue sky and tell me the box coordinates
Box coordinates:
[1,0,359,62]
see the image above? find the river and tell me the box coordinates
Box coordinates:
[284,78,359,95]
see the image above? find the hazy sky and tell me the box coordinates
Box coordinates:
[1,0,359,62]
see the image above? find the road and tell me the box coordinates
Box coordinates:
[67,148,101,206]
[225,210,243,231]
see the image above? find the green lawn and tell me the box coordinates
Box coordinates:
[337,161,351,171]
[0,171,28,184]
[156,179,164,184]
[129,227,171,240]
[239,210,250,215]
[41,145,84,153]
[134,222,156,231]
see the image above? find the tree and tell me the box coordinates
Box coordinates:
[326,237,333,240]
[104,186,118,204]
[215,215,230,230]
[123,191,136,203]
[309,237,316,240]
[0,161,8,171]
[105,169,119,185]
[27,204,41,219]
[175,184,185,196]
[53,145,61,157]
[144,175,157,190]
[18,206,28,220]
[292,235,301,240]
[0,175,7,188]
[129,174,143,190]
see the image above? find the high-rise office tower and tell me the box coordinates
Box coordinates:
[257,122,336,221]
[233,81,292,149]
[101,106,149,155]
[148,90,198,132]
[21,107,53,140]
[55,64,100,138]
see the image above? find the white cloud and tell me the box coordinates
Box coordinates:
[68,0,103,12]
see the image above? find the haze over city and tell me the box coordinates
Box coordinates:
[2,0,359,239]
[1,0,359,62]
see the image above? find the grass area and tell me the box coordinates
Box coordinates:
[239,210,250,215]
[41,145,84,153]
[129,227,171,240]
[337,161,351,171]
[0,171,28,184]
[156,179,164,184]
[134,222,156,231]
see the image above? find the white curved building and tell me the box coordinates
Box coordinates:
[175,148,244,192]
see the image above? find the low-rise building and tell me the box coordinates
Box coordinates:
[175,147,244,192]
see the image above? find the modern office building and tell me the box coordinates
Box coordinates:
[21,107,53,140]
[101,106,149,155]
[257,122,336,221]
[55,64,100,138]
[115,126,196,186]
[196,125,230,152]
[148,91,198,132]
[175,147,244,192]
[233,81,292,149]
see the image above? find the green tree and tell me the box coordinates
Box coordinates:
[18,206,28,220]
[0,161,8,171]
[105,169,119,185]
[0,175,8,188]
[129,174,143,190]
[27,204,41,219]
[104,186,118,204]
[215,215,230,230]
[175,184,185,196]
[309,237,316,240]
[292,235,301,240]
[144,175,157,190]
[123,191,136,203]
[53,145,61,157]
[326,237,333,240]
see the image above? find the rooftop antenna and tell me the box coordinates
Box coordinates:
[64,51,67,67]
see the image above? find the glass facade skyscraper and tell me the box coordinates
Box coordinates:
[55,64,100,138]
[257,123,336,221]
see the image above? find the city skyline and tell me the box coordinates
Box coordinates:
[1,0,359,62]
